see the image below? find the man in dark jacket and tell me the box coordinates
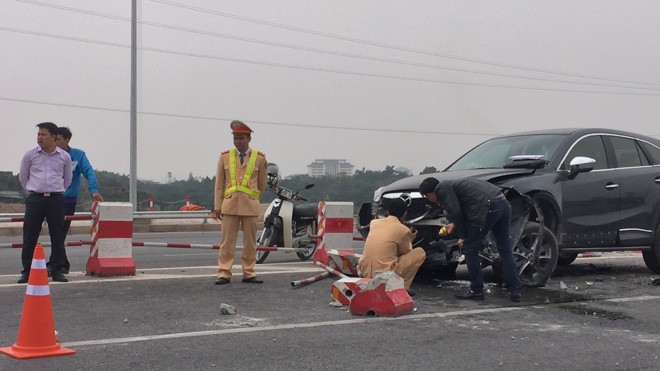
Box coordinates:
[419,177,522,302]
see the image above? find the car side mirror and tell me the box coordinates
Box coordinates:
[567,156,596,178]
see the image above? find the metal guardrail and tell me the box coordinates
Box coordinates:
[132,211,212,219]
[0,210,213,222]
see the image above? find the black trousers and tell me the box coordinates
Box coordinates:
[22,193,66,275]
[58,202,76,271]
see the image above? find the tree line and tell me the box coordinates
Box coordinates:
[0,166,441,212]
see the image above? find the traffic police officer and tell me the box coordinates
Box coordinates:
[358,198,426,296]
[212,120,267,285]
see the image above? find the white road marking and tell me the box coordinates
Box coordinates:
[62,295,660,348]
[162,253,217,257]
[63,307,525,347]
[0,263,324,288]
[575,255,643,260]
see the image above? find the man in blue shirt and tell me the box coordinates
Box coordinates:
[52,127,104,274]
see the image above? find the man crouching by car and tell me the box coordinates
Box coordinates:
[419,177,522,302]
[358,198,426,296]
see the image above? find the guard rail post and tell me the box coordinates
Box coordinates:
[86,202,136,276]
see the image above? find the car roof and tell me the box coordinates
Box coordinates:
[496,128,659,143]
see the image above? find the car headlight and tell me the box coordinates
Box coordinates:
[373,187,383,202]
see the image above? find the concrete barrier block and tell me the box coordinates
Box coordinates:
[348,271,414,317]
[330,277,373,305]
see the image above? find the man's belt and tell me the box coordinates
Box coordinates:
[29,192,63,197]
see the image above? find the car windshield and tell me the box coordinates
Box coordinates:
[447,134,567,170]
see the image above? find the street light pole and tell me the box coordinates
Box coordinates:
[129,0,138,210]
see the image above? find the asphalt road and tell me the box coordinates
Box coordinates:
[1,232,660,370]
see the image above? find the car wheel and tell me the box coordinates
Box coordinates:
[511,222,558,287]
[557,251,579,266]
[642,224,660,274]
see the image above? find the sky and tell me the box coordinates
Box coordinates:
[2,0,659,183]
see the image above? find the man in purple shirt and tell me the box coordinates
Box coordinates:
[18,122,73,283]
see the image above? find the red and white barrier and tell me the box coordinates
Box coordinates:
[327,249,361,276]
[0,241,92,249]
[86,202,135,277]
[313,201,354,265]
[348,271,414,317]
[331,276,373,305]
[0,214,93,223]
[290,271,332,288]
[314,260,349,279]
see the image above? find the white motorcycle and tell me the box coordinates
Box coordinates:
[255,172,318,264]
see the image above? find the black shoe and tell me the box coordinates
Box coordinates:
[455,290,485,300]
[215,277,230,285]
[510,292,522,302]
[51,274,69,283]
[17,274,29,284]
[242,277,263,284]
[406,289,416,297]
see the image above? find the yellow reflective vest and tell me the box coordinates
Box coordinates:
[223,149,260,198]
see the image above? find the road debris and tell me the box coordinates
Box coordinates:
[220,303,237,315]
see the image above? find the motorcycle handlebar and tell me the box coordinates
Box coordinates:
[268,182,309,202]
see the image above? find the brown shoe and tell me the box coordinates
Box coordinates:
[242,277,263,284]
[215,277,230,285]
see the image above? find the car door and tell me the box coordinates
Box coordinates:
[604,135,658,246]
[558,134,620,247]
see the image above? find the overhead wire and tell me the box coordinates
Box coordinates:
[148,0,660,88]
[0,96,499,136]
[3,95,658,138]
[10,0,660,92]
[3,1,658,138]
[2,26,658,97]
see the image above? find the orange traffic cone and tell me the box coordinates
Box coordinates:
[0,243,75,359]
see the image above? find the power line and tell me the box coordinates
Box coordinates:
[0,96,499,136]
[12,0,660,92]
[148,0,660,89]
[3,96,658,138]
[2,26,658,97]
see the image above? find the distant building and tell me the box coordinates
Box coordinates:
[307,159,355,177]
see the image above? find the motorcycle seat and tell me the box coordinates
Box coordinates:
[293,203,318,218]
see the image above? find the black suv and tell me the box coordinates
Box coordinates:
[359,128,660,282]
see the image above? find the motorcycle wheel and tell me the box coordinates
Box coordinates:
[256,225,277,264]
[494,221,558,287]
[296,226,318,261]
[296,241,317,261]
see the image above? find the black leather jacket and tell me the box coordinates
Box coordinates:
[434,178,504,239]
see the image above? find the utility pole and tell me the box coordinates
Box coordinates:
[129,0,137,210]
